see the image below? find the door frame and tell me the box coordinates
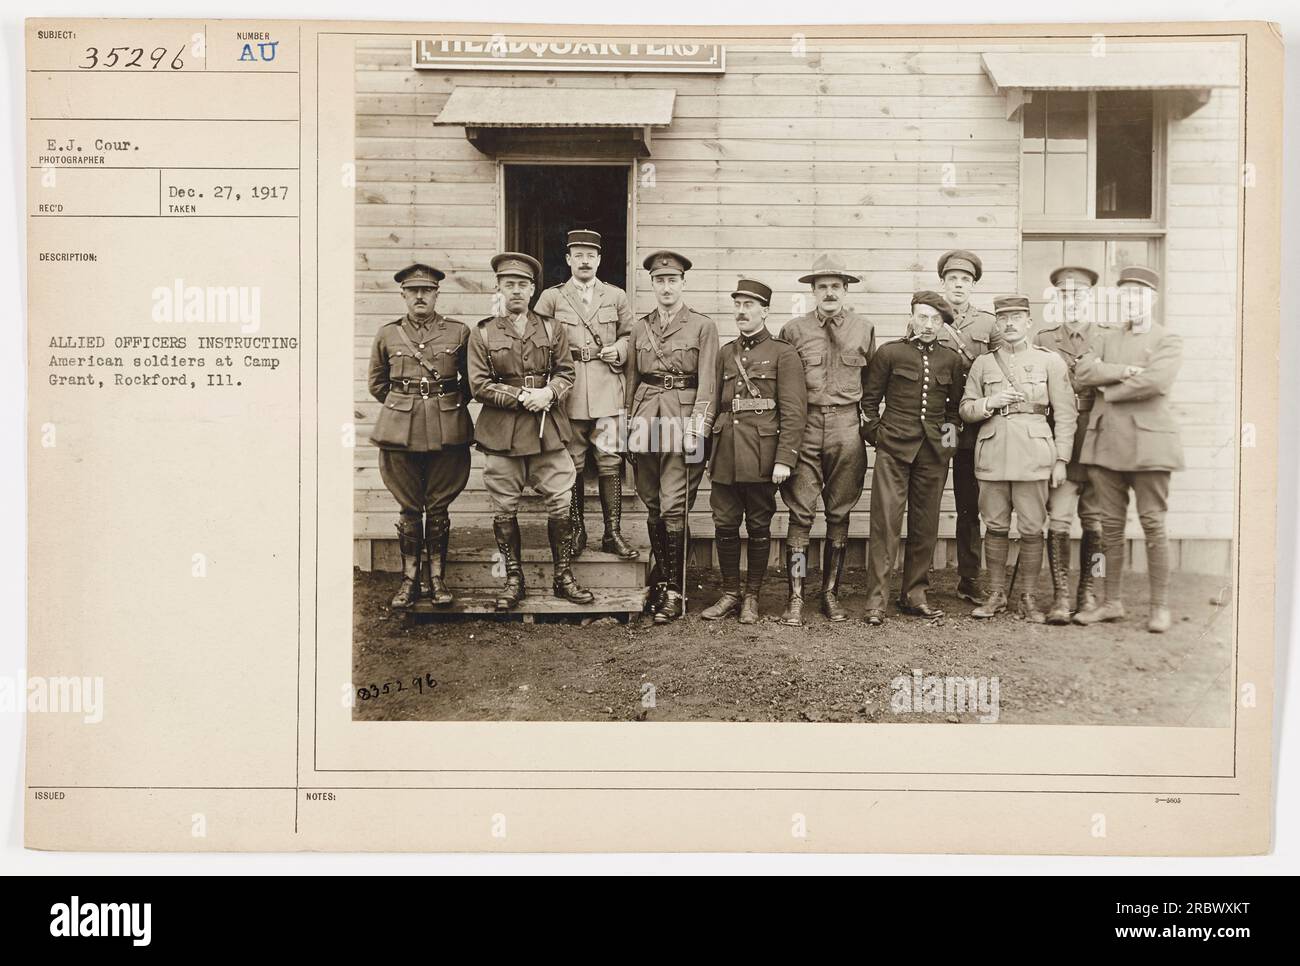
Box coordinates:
[496,159,637,307]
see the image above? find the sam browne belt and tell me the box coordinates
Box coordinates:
[641,372,698,390]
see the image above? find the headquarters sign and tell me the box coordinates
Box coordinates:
[412,37,725,72]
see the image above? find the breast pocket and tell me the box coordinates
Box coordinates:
[798,348,826,392]
[1023,364,1048,404]
[388,350,424,382]
[667,340,699,373]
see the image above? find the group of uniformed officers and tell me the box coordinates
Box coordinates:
[368,232,1183,634]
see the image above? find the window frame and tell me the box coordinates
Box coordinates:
[1020,89,1168,235]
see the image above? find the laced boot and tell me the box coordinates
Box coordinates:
[390,514,422,609]
[598,475,639,559]
[820,540,849,622]
[492,516,525,611]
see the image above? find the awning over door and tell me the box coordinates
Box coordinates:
[434,87,676,157]
[981,49,1240,119]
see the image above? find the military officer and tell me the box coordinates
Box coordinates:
[959,296,1077,621]
[777,253,876,626]
[467,252,593,611]
[1033,265,1106,624]
[367,262,474,610]
[859,292,963,625]
[532,229,638,560]
[1073,267,1183,634]
[626,250,720,624]
[701,279,806,624]
[935,249,1000,606]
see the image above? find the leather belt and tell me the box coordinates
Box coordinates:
[809,402,857,413]
[1002,403,1050,415]
[731,397,776,412]
[572,346,600,363]
[500,374,550,389]
[642,372,697,390]
[393,377,459,398]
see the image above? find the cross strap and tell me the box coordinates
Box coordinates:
[641,316,680,373]
[942,321,976,364]
[732,350,761,398]
[561,286,605,348]
[393,324,439,375]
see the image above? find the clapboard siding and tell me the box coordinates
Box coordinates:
[354,39,1239,572]
[1160,84,1240,551]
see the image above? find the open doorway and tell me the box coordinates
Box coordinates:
[503,164,630,298]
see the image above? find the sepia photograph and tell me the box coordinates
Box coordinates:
[350,31,1240,727]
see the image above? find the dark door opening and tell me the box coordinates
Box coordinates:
[503,164,630,299]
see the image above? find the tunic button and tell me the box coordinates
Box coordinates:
[419,344,425,349]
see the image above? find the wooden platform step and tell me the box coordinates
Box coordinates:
[446,550,646,590]
[405,588,647,623]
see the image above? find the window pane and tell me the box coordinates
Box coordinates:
[1021,239,1064,325]
[1104,238,1152,286]
[1096,91,1154,219]
[1021,152,1044,216]
[1044,152,1088,215]
[1045,91,1088,152]
[1022,94,1045,152]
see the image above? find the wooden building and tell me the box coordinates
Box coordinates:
[353,34,1241,577]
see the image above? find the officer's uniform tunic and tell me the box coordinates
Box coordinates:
[936,299,999,582]
[709,329,806,534]
[860,337,963,610]
[367,312,474,514]
[777,307,876,546]
[1075,320,1184,605]
[1033,318,1104,534]
[625,301,720,524]
[533,277,633,476]
[467,311,577,519]
[958,344,1078,535]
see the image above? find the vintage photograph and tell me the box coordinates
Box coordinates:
[351,32,1240,726]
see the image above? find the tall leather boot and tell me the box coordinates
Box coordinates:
[492,516,525,612]
[423,511,455,606]
[820,540,849,621]
[550,516,595,604]
[1145,528,1172,633]
[645,515,667,615]
[1044,530,1072,624]
[1013,532,1046,623]
[569,476,588,558]
[702,529,742,620]
[598,475,639,559]
[1074,526,1126,624]
[779,545,807,627]
[390,514,422,609]
[1074,527,1103,618]
[740,534,770,624]
[654,526,685,623]
[971,531,1009,618]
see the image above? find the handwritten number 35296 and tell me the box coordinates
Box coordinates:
[80,47,185,70]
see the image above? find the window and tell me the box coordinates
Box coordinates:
[1021,90,1161,224]
[1020,90,1165,324]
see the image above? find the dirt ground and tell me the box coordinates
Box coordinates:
[352,567,1233,726]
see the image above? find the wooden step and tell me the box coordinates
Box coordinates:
[446,552,645,590]
[405,588,647,622]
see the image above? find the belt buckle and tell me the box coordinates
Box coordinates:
[419,376,430,399]
[523,374,540,390]
[731,397,740,412]
[580,345,594,363]
[662,373,677,390]
[996,404,1010,416]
